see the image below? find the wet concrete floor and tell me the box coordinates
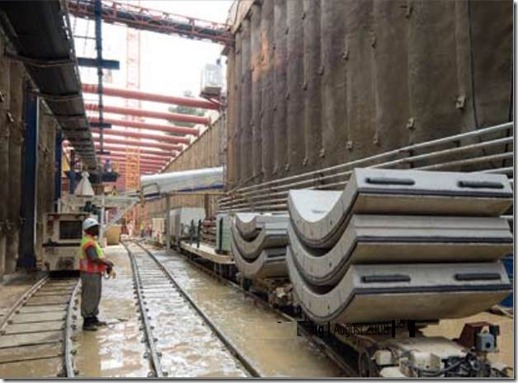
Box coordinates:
[74,245,247,378]
[73,245,149,378]
[153,248,345,377]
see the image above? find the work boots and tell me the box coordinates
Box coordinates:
[82,317,97,331]
[92,316,107,327]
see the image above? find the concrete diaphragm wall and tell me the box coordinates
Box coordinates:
[225,0,513,188]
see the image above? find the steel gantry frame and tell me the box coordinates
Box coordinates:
[67,0,233,45]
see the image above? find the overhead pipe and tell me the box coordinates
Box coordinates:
[64,141,177,157]
[83,84,220,110]
[88,116,199,136]
[91,127,190,145]
[92,135,183,151]
[85,104,210,125]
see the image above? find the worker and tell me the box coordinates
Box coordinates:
[80,218,114,331]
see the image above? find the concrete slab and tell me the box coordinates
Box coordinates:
[287,256,511,324]
[231,225,288,261]
[0,330,62,348]
[235,213,289,239]
[11,311,65,323]
[3,320,64,335]
[18,304,67,313]
[288,215,513,286]
[0,343,62,364]
[25,295,71,306]
[288,169,513,249]
[0,356,63,378]
[231,244,287,279]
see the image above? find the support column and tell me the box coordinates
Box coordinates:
[18,82,39,270]
[6,61,24,274]
[54,131,63,210]
[0,40,10,279]
[165,195,171,250]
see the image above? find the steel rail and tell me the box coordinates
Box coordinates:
[0,276,49,332]
[63,279,81,378]
[222,134,514,205]
[132,241,261,377]
[223,122,513,197]
[219,138,513,207]
[0,276,80,378]
[151,242,357,376]
[122,241,165,378]
[219,132,513,211]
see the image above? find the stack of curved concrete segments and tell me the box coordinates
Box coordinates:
[230,213,289,279]
[287,168,513,324]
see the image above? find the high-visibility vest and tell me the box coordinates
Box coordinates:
[79,235,106,274]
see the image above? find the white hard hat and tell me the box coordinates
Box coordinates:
[82,217,99,231]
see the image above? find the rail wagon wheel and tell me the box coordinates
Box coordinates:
[358,350,375,377]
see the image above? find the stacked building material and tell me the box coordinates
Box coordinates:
[230,213,289,279]
[201,217,217,246]
[287,168,513,324]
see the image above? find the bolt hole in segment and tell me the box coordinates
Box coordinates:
[0,276,80,378]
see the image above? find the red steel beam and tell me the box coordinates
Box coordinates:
[90,127,190,145]
[92,143,176,156]
[92,135,183,151]
[89,116,199,136]
[104,154,167,163]
[64,141,176,156]
[83,84,219,110]
[102,156,167,165]
[98,150,171,161]
[85,104,210,125]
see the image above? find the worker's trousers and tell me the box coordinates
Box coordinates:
[80,272,102,318]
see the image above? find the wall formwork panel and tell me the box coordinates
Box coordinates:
[303,0,323,171]
[251,4,263,181]
[286,0,305,174]
[260,0,274,181]
[0,39,10,278]
[272,0,288,178]
[227,0,513,186]
[240,18,253,185]
[6,61,24,274]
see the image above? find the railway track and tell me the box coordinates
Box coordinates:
[139,241,356,377]
[122,241,252,378]
[0,276,80,378]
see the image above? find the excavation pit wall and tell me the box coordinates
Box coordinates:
[225,0,513,189]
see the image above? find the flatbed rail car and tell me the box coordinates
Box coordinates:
[150,236,512,378]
